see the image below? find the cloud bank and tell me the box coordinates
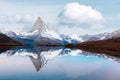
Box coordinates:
[0,1,61,33]
[57,2,105,34]
[0,15,36,32]
[0,1,119,35]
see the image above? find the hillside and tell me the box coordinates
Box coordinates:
[66,37,120,57]
[0,33,25,46]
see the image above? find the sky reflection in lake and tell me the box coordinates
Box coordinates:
[0,46,120,80]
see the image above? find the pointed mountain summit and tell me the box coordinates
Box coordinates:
[33,17,63,45]
[33,17,45,31]
[33,17,42,31]
[5,17,83,45]
[33,17,50,32]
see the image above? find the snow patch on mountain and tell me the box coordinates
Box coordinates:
[81,29,120,41]
[60,34,83,44]
[3,17,64,45]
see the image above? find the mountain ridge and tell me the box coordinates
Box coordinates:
[1,17,120,46]
[0,33,25,46]
[4,17,82,46]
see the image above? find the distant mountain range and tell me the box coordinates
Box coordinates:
[61,28,120,43]
[2,17,82,46]
[81,29,120,41]
[1,17,120,47]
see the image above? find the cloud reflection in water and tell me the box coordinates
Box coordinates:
[0,46,120,80]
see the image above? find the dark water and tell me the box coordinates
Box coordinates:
[0,46,120,80]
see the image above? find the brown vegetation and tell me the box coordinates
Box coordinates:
[66,37,120,58]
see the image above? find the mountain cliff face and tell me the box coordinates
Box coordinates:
[33,17,63,45]
[0,33,25,46]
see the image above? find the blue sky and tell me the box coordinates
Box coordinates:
[0,0,120,35]
[2,0,120,16]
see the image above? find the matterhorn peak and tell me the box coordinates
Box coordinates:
[33,17,44,31]
[32,16,63,45]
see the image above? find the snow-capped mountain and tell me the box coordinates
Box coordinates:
[33,17,63,45]
[81,29,120,41]
[5,17,64,45]
[4,17,120,45]
[5,31,35,45]
[60,34,83,44]
[105,29,120,39]
[5,17,83,45]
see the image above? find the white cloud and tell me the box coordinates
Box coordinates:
[1,1,118,35]
[0,1,62,33]
[57,26,94,35]
[0,15,35,24]
[58,2,104,31]
[0,15,36,32]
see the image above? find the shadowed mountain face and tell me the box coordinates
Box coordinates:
[66,37,120,58]
[0,33,25,46]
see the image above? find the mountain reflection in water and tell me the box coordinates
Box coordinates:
[0,46,120,80]
[0,46,120,72]
[0,46,82,72]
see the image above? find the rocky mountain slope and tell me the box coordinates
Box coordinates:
[0,33,25,46]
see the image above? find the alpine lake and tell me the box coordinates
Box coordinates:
[0,46,120,80]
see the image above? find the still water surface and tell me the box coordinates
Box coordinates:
[0,46,120,80]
